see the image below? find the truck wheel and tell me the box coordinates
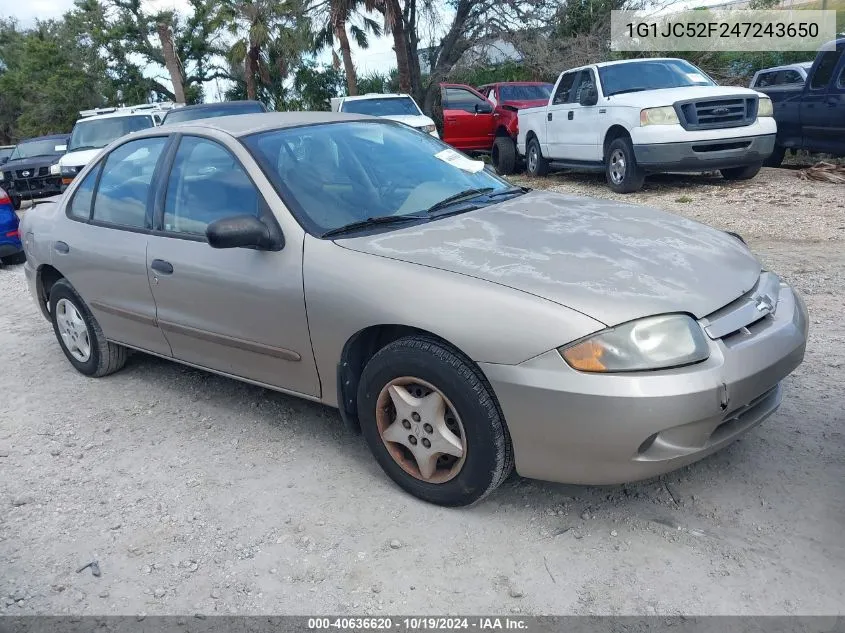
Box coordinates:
[763,145,785,168]
[525,138,549,177]
[492,137,517,175]
[605,137,645,193]
[11,195,21,211]
[721,163,762,181]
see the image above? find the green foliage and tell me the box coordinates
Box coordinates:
[291,59,346,109]
[356,68,400,94]
[447,62,541,86]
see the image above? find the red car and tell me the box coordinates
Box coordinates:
[440,81,553,174]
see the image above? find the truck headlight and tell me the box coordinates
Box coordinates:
[418,124,436,134]
[49,163,61,175]
[757,97,773,117]
[640,106,679,126]
[559,314,709,373]
[61,165,78,177]
[0,171,4,181]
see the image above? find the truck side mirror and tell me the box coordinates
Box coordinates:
[579,85,598,107]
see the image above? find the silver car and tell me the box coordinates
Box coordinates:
[20,113,808,506]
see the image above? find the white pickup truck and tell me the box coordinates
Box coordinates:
[517,58,777,192]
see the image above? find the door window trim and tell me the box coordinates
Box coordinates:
[65,161,104,223]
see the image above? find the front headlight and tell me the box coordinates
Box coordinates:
[757,97,773,117]
[639,106,680,126]
[418,124,437,134]
[0,171,4,181]
[49,163,61,175]
[559,314,709,373]
[60,165,78,177]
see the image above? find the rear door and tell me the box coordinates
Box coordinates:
[441,85,496,151]
[145,134,320,396]
[801,46,845,152]
[54,136,172,356]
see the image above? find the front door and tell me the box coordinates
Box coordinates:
[55,137,171,356]
[564,69,603,162]
[544,71,578,160]
[801,46,845,152]
[441,86,496,151]
[145,135,320,397]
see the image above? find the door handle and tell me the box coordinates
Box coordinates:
[151,259,173,275]
[547,113,553,121]
[54,241,69,254]
[568,111,574,120]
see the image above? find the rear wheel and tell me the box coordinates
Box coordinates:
[525,137,549,177]
[1,251,25,265]
[605,137,645,193]
[357,336,513,506]
[492,136,517,175]
[49,278,128,377]
[721,162,762,181]
[763,145,786,168]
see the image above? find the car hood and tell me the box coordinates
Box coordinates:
[3,155,61,171]
[382,114,436,129]
[338,191,761,326]
[59,148,102,169]
[608,85,763,108]
[501,99,549,109]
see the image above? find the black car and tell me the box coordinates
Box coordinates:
[161,100,267,125]
[0,134,69,209]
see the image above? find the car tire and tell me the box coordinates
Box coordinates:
[605,137,645,193]
[720,162,762,181]
[525,137,549,177]
[49,278,128,377]
[1,251,26,265]
[763,145,786,168]
[11,195,21,211]
[492,137,517,175]
[356,336,514,506]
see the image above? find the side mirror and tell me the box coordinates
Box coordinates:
[579,85,598,107]
[206,215,283,250]
[474,102,493,114]
[0,157,7,166]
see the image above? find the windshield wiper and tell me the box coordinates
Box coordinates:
[609,88,647,96]
[67,145,103,152]
[321,214,427,238]
[425,188,496,215]
[486,186,529,198]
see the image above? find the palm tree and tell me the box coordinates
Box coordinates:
[311,0,382,96]
[364,0,411,95]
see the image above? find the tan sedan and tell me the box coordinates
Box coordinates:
[20,113,808,506]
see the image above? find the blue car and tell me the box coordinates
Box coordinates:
[0,187,24,265]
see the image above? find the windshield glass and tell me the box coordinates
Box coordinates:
[68,115,155,151]
[9,139,66,160]
[244,121,510,235]
[340,97,421,116]
[498,84,553,101]
[163,102,265,125]
[599,59,714,96]
[0,147,15,161]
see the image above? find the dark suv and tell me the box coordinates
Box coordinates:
[0,134,69,209]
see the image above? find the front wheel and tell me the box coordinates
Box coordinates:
[525,137,549,177]
[357,336,514,506]
[763,145,786,168]
[605,137,645,193]
[49,278,128,377]
[11,195,21,211]
[492,136,517,175]
[720,163,762,181]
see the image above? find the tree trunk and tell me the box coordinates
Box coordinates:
[157,23,186,104]
[246,44,260,100]
[385,0,411,94]
[334,23,358,96]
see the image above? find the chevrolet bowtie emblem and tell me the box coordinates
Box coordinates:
[755,295,774,313]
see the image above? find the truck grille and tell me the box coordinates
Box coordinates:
[14,167,49,179]
[675,97,757,131]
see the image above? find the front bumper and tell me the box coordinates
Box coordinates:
[480,282,808,485]
[5,177,63,200]
[634,133,776,171]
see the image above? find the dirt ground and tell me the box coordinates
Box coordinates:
[1,167,843,616]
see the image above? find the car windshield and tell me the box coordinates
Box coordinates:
[0,147,15,161]
[599,60,715,96]
[68,115,155,151]
[163,102,266,125]
[9,139,66,160]
[340,97,421,116]
[498,84,553,101]
[244,121,512,235]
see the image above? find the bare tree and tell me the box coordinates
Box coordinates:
[157,22,186,103]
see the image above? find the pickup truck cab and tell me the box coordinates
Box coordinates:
[517,58,777,192]
[753,39,845,166]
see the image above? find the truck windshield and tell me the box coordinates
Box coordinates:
[599,60,714,97]
[9,139,66,160]
[68,115,155,152]
[499,84,553,101]
[341,97,421,116]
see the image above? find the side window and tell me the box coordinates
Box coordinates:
[163,136,261,236]
[754,71,774,88]
[92,137,166,228]
[838,65,845,89]
[810,51,841,90]
[444,87,487,113]
[572,70,597,104]
[486,87,497,106]
[67,164,101,220]
[781,70,803,85]
[552,72,577,105]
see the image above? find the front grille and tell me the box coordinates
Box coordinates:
[676,97,757,130]
[13,167,49,179]
[701,271,780,341]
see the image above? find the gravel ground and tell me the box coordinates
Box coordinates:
[1,167,844,616]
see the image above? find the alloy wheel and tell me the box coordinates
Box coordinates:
[55,298,91,362]
[609,148,627,184]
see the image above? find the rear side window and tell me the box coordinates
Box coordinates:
[810,50,841,89]
[781,70,803,85]
[92,137,167,228]
[163,136,260,236]
[754,71,776,88]
[67,165,101,220]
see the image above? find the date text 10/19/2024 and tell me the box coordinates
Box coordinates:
[308,617,529,630]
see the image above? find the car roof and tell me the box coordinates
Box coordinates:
[479,81,553,87]
[341,94,412,101]
[18,133,69,142]
[139,111,373,138]
[78,110,159,122]
[755,62,814,74]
